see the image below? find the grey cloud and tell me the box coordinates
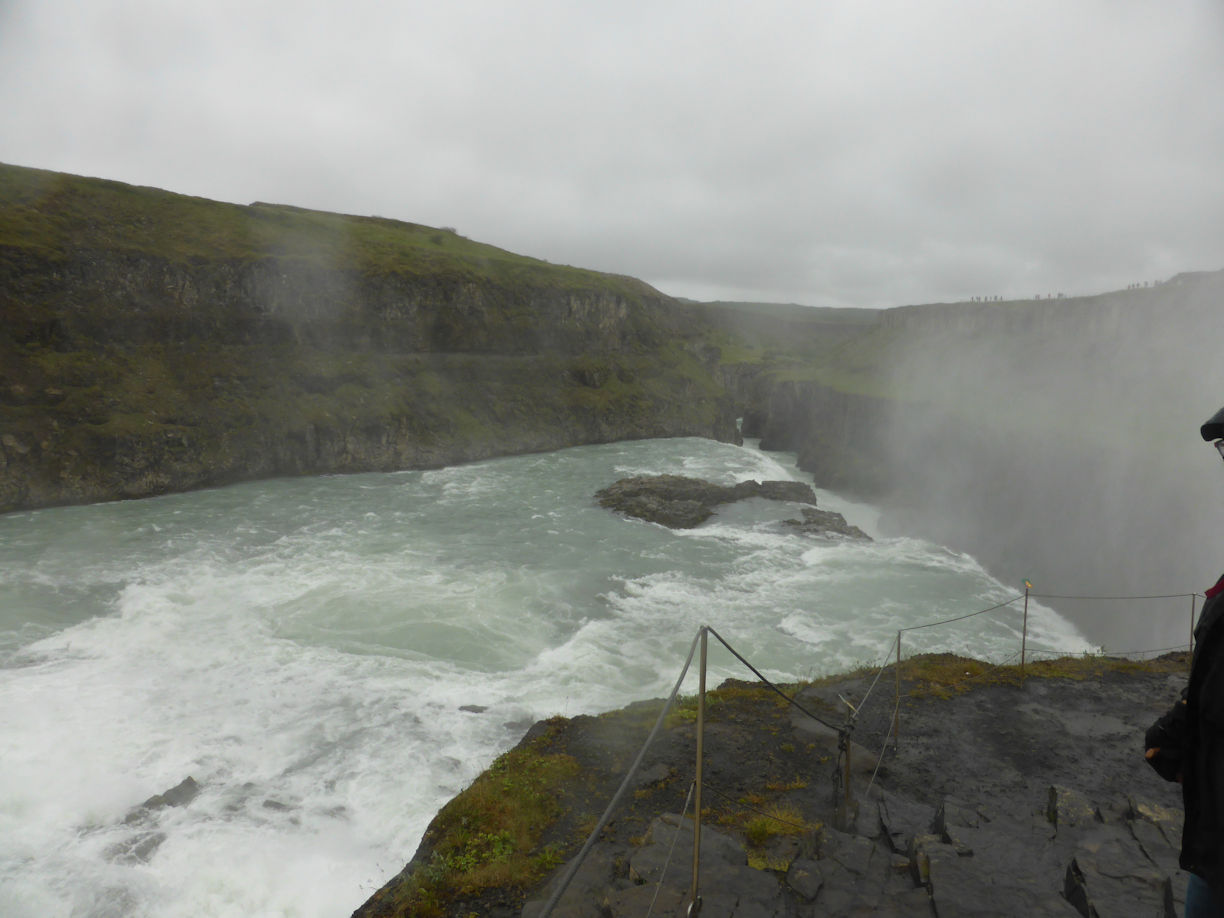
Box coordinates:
[1,0,1222,307]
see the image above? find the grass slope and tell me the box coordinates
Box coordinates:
[0,163,735,511]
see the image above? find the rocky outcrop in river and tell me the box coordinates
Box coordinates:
[594,474,870,538]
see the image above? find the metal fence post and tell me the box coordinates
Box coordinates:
[1021,585,1030,680]
[893,631,901,750]
[844,737,852,810]
[689,626,707,916]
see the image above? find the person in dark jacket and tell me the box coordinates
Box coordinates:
[1146,404,1224,917]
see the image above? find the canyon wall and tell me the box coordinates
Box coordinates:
[0,164,738,513]
[7,161,1224,651]
[733,271,1224,650]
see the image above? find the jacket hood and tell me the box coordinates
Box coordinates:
[1202,405,1224,441]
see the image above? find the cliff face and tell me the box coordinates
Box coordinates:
[750,379,890,495]
[736,270,1224,649]
[0,164,738,513]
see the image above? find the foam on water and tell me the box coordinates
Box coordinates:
[0,438,1091,917]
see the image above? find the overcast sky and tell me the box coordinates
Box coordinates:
[2,1,1221,308]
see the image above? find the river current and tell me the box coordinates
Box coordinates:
[0,437,1089,917]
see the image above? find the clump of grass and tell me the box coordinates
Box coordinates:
[711,797,815,857]
[664,693,722,727]
[741,803,812,847]
[379,721,578,918]
[899,651,1191,699]
[748,851,798,872]
[765,775,808,793]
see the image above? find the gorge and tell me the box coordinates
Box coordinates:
[4,162,1223,918]
[5,161,1222,651]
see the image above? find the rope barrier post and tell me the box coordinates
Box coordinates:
[537,630,703,918]
[892,631,901,751]
[834,721,854,831]
[688,626,706,917]
[1021,582,1031,681]
[844,735,852,811]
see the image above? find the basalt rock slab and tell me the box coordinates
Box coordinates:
[594,474,838,530]
[363,658,1194,918]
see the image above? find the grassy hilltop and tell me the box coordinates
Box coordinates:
[0,163,739,512]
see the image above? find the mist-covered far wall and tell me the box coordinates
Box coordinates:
[869,270,1224,652]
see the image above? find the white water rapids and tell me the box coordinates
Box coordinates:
[0,438,1089,917]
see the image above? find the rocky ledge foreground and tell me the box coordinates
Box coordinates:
[353,654,1189,917]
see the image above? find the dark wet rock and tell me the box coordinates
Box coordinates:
[1063,823,1171,917]
[459,704,488,713]
[783,505,872,541]
[879,793,934,854]
[108,777,202,864]
[122,776,200,825]
[634,813,748,879]
[361,657,1195,918]
[140,775,200,810]
[620,815,782,918]
[605,884,684,917]
[521,845,624,918]
[594,474,819,529]
[1048,784,1100,829]
[107,829,167,865]
[633,762,672,789]
[786,858,824,901]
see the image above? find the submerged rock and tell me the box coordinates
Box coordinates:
[122,776,200,825]
[109,776,201,864]
[783,505,872,541]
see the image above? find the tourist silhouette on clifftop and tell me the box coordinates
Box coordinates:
[1146,403,1224,917]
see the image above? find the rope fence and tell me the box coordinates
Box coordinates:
[538,584,1204,917]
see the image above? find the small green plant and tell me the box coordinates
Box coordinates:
[665,693,723,727]
[376,722,579,918]
[741,804,811,847]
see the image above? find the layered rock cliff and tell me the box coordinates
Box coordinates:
[0,164,739,512]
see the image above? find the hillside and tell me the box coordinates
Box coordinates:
[0,163,739,512]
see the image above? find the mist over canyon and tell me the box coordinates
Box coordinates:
[3,161,1222,652]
